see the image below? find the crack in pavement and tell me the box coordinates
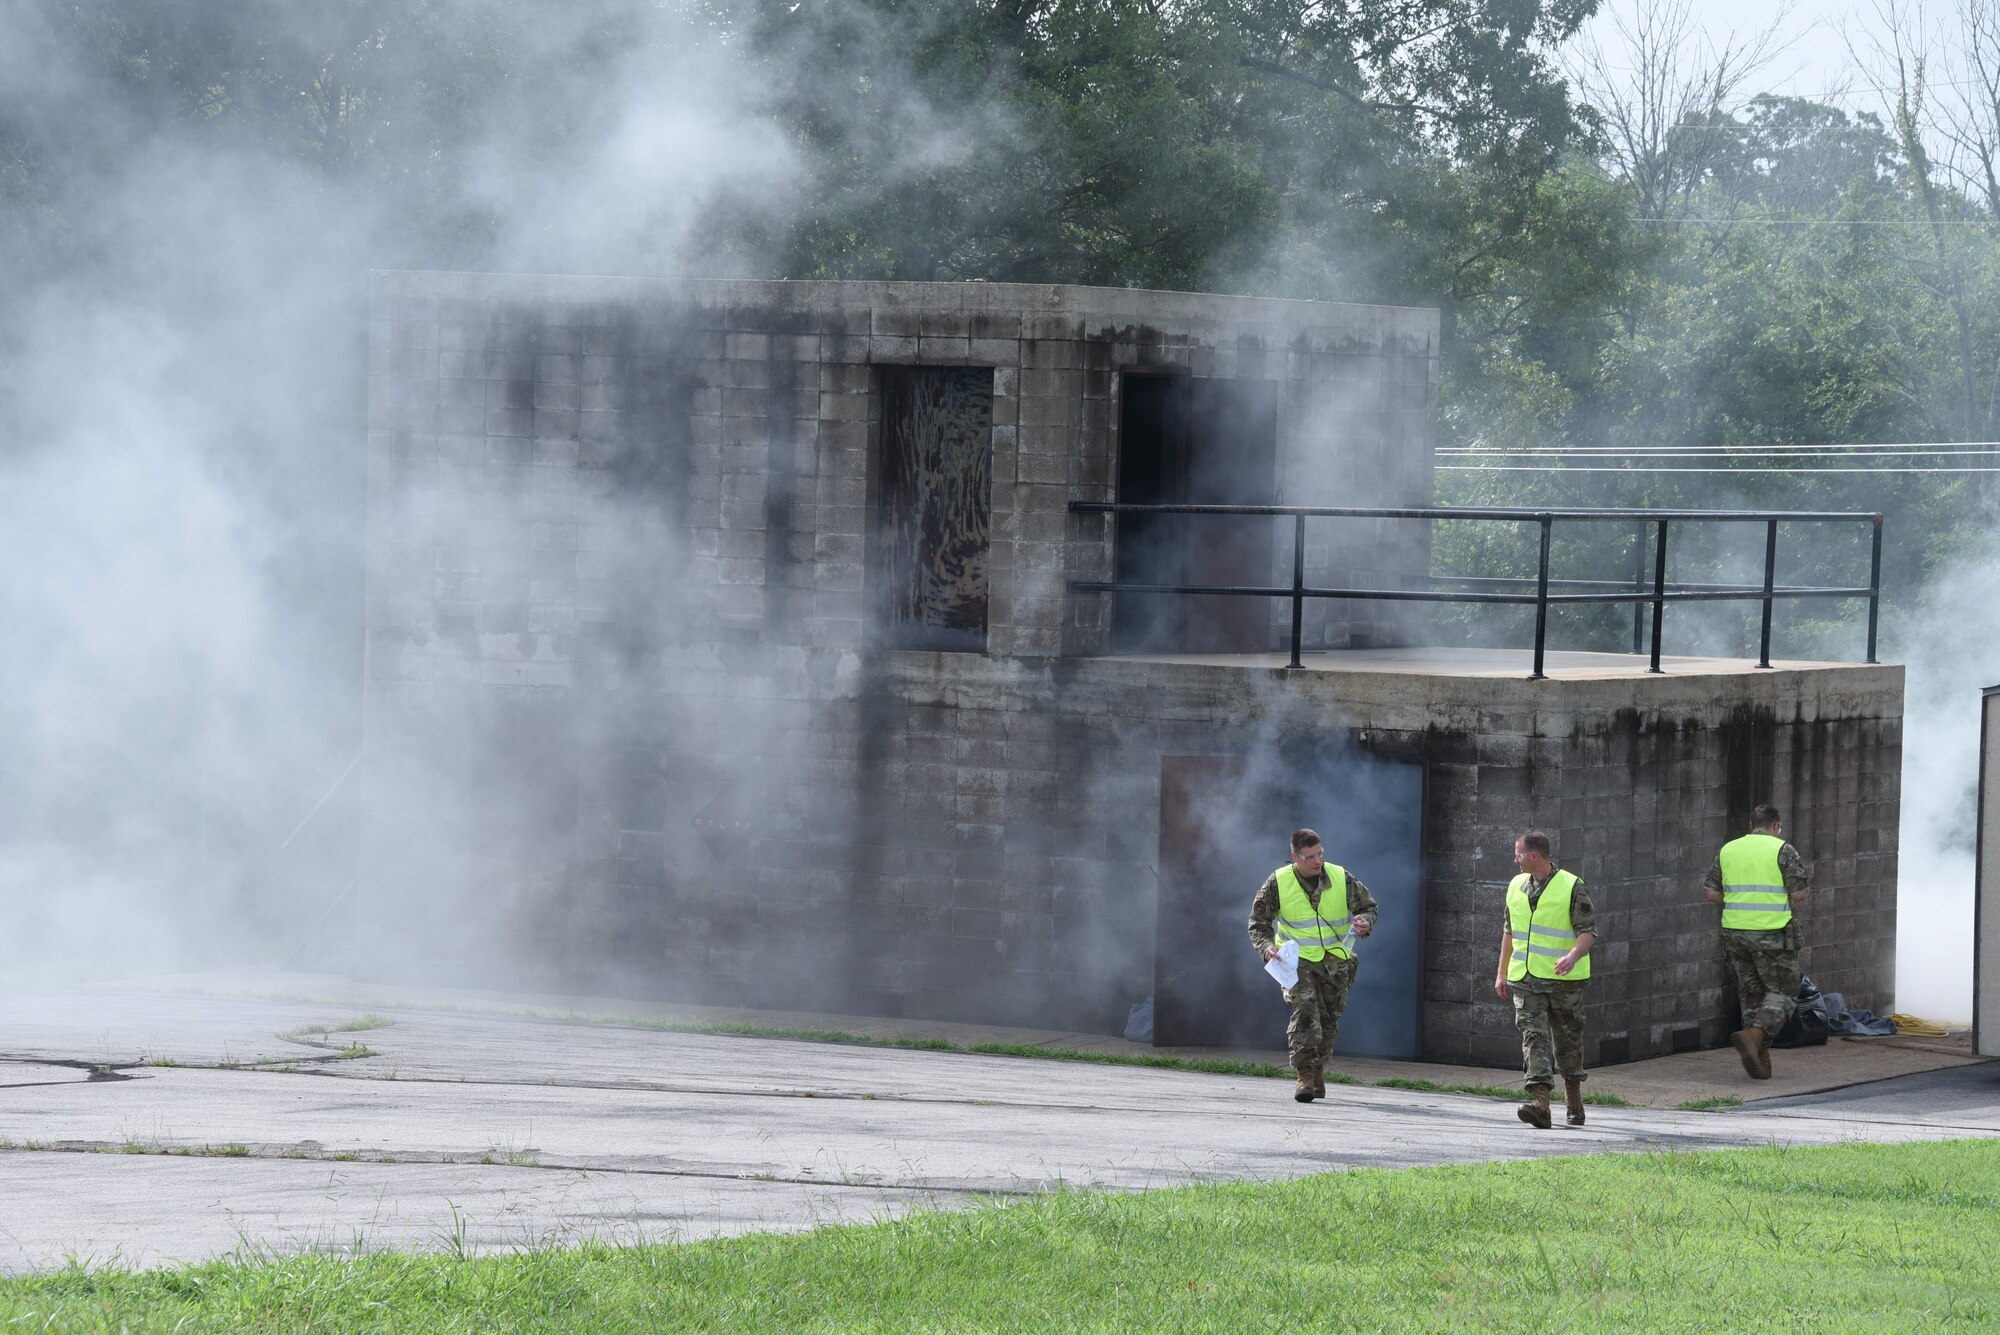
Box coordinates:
[0,1058,141,1083]
[0,1137,1037,1196]
[14,1056,1978,1142]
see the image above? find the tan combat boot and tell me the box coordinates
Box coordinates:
[1730,1026,1773,1080]
[1311,1064,1327,1099]
[1517,1084,1553,1129]
[1294,1065,1317,1102]
[1563,1078,1586,1126]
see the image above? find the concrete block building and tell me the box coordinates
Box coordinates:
[360,271,1902,1068]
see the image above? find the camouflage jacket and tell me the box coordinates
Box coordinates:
[1248,866,1379,959]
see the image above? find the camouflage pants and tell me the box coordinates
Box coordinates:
[1724,928,1800,1035]
[1511,981,1587,1091]
[1282,953,1358,1069]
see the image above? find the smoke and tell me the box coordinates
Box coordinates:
[0,1,963,983]
[1886,537,2000,1022]
[6,0,1949,1036]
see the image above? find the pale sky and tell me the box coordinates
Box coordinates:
[1576,1,1893,113]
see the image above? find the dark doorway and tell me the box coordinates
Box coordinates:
[1155,749,1424,1057]
[1112,374,1278,653]
[874,366,993,651]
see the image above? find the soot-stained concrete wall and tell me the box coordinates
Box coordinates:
[358,269,1900,1061]
[753,653,1901,1063]
[1372,665,1902,1067]
[359,271,1439,1020]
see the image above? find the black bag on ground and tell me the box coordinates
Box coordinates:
[1771,974,1830,1048]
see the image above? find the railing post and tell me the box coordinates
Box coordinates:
[1631,521,1646,655]
[1757,519,1778,668]
[1288,512,1306,669]
[1530,514,1553,680]
[1649,520,1669,674]
[1866,514,1883,664]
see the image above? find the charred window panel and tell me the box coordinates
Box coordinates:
[1113,374,1278,653]
[876,367,993,651]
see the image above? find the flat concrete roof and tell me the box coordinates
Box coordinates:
[373,270,1440,344]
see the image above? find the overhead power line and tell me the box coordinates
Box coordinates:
[1578,61,1995,101]
[1448,443,2000,453]
[1440,447,2000,460]
[1629,215,2000,225]
[1439,464,2000,473]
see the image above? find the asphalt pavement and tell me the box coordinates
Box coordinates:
[1,983,1993,1274]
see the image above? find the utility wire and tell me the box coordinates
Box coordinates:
[1630,215,2000,225]
[1448,445,2000,455]
[1443,441,2000,456]
[1439,464,2000,473]
[1448,447,2000,453]
[1441,447,2000,458]
[1579,62,1995,100]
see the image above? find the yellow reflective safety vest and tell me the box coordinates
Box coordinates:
[1506,870,1590,982]
[1718,832,1792,930]
[1274,863,1354,962]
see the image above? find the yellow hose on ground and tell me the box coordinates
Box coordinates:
[1888,1013,1950,1037]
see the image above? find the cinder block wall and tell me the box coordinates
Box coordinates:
[1371,668,1903,1067]
[359,270,1899,1060]
[359,271,1437,988]
[818,656,1902,1062]
[364,272,1438,661]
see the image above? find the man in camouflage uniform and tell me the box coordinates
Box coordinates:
[1704,803,1810,1079]
[1493,831,1597,1129]
[1248,828,1378,1102]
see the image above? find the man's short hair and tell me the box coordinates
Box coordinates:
[1751,803,1782,828]
[1291,828,1322,854]
[1518,830,1552,858]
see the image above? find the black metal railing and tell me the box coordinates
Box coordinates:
[1067,503,1884,678]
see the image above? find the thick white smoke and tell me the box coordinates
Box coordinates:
[0,2,969,982]
[1889,539,1999,1022]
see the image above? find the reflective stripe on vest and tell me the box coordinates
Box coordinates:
[1719,832,1792,930]
[1506,870,1590,982]
[1274,863,1353,963]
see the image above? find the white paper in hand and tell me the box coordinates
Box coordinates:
[1264,939,1300,989]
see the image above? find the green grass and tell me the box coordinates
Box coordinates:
[1372,1076,1633,1106]
[1679,1095,1747,1111]
[2,1140,1994,1331]
[959,1041,1307,1081]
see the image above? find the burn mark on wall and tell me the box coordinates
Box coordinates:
[1717,703,1779,827]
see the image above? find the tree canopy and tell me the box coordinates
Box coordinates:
[5,0,1998,645]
